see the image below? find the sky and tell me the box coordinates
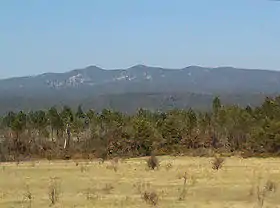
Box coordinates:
[0,0,280,78]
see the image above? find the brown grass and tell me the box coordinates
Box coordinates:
[1,156,280,207]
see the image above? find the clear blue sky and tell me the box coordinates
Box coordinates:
[0,0,279,78]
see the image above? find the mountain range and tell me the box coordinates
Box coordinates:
[0,65,279,114]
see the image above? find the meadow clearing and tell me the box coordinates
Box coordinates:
[0,156,280,208]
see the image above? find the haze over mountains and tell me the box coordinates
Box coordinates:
[0,65,279,114]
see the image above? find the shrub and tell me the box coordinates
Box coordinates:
[142,191,158,206]
[23,185,32,208]
[48,178,60,206]
[251,179,277,208]
[212,156,224,170]
[95,149,108,163]
[264,180,277,192]
[147,155,159,170]
[178,172,188,201]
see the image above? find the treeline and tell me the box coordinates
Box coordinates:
[1,96,280,161]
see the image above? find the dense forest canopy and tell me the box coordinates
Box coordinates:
[1,95,280,162]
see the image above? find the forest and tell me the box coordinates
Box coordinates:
[1,95,280,162]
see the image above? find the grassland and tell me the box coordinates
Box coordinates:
[1,156,280,208]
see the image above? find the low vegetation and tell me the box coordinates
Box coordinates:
[1,96,280,161]
[0,156,280,207]
[212,156,225,170]
[147,155,159,170]
[142,191,159,206]
[48,178,61,206]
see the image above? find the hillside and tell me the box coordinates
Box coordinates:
[0,65,279,113]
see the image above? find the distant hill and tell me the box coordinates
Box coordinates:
[0,65,279,114]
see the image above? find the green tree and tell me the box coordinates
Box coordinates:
[10,111,27,159]
[72,116,85,142]
[3,111,17,129]
[48,107,63,142]
[132,116,160,156]
[29,110,48,138]
[249,120,280,154]
[61,105,74,150]
[11,111,27,139]
[76,104,85,119]
[160,113,182,147]
[212,96,222,116]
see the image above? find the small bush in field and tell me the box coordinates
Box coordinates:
[212,156,224,170]
[178,172,188,201]
[23,185,32,208]
[48,178,60,206]
[147,155,159,170]
[264,180,277,193]
[96,149,107,163]
[250,178,277,208]
[142,191,159,206]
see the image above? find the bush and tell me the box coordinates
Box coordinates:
[48,178,60,206]
[142,191,158,206]
[23,185,32,208]
[212,156,224,170]
[95,149,108,162]
[264,180,277,193]
[147,155,159,170]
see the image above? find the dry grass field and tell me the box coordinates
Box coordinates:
[1,156,280,208]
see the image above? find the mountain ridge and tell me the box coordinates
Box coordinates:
[0,64,280,114]
[2,64,280,81]
[1,65,280,92]
[1,64,280,94]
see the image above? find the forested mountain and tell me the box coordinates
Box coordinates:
[0,65,279,114]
